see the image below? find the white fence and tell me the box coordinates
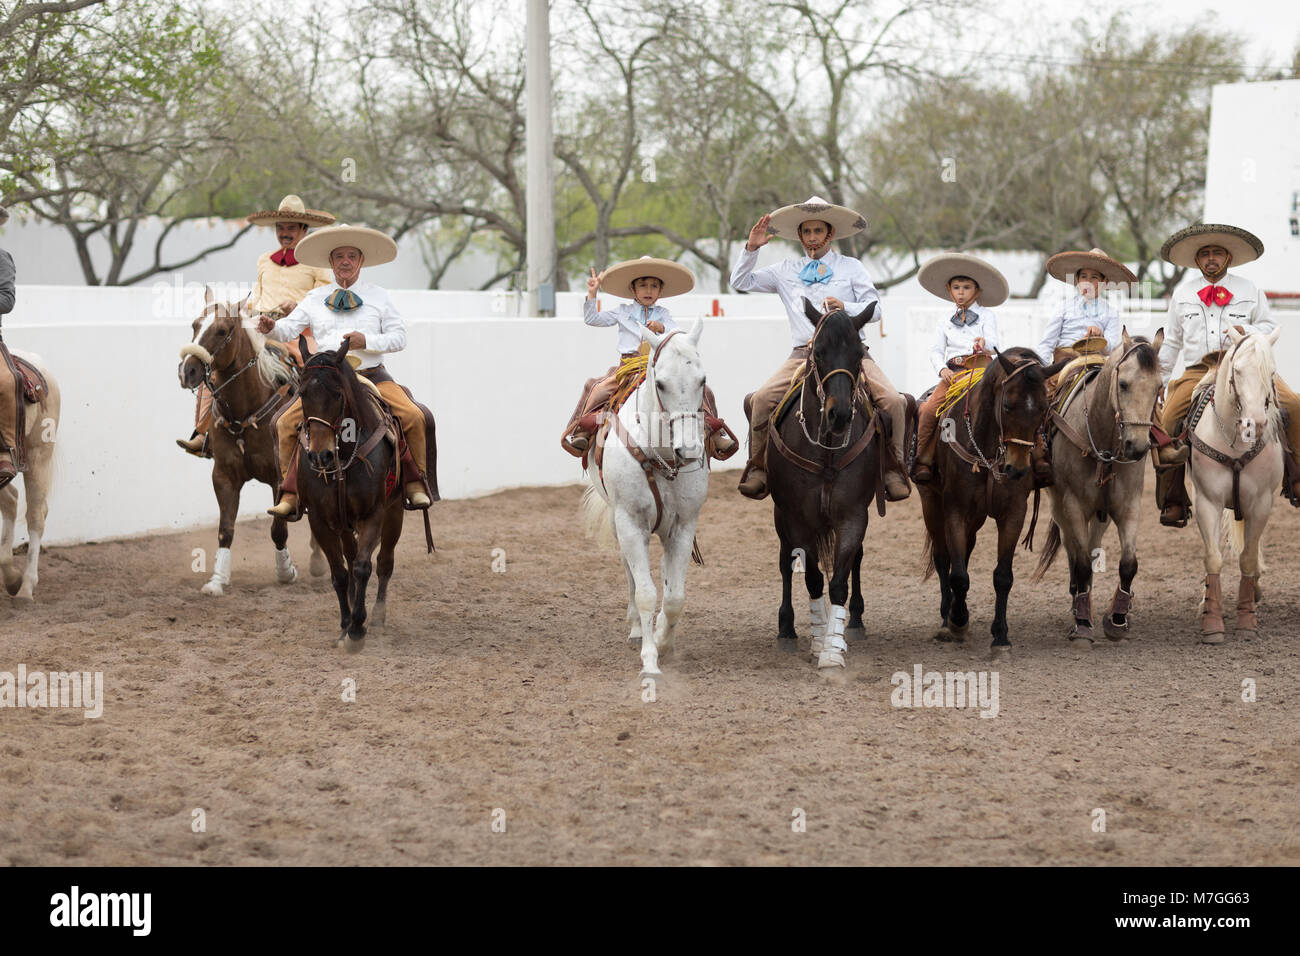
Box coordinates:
[1,284,1271,545]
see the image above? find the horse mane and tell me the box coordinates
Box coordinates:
[1205,334,1284,436]
[246,325,298,388]
[303,352,381,436]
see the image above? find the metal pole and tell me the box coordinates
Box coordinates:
[526,0,556,316]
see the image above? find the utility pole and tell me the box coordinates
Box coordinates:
[526,0,556,316]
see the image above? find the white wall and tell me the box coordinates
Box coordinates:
[4,284,1288,546]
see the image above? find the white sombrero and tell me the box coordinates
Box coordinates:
[917,252,1009,307]
[295,224,398,268]
[1046,247,1136,286]
[600,256,694,299]
[767,195,866,241]
[246,194,336,228]
[1160,224,1263,270]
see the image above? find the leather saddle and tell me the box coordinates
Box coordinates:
[357,365,440,501]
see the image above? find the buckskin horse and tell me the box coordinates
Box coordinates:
[580,320,710,679]
[1185,326,1284,643]
[178,287,322,594]
[1033,330,1164,643]
[296,338,422,652]
[757,300,909,671]
[919,347,1068,652]
[0,349,60,601]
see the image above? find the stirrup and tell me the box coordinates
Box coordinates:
[568,433,591,452]
[1159,504,1188,528]
[404,482,432,509]
[268,494,302,520]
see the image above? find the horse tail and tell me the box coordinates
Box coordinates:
[579,482,617,549]
[1031,521,1062,583]
[921,528,935,580]
[1220,509,1244,561]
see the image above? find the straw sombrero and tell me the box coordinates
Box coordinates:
[600,256,694,299]
[1046,247,1136,286]
[767,195,866,241]
[247,194,336,228]
[295,224,398,268]
[1160,224,1263,269]
[917,252,1009,307]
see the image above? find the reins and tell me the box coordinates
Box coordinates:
[190,307,293,450]
[1051,341,1158,486]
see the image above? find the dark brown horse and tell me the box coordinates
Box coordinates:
[296,338,406,651]
[177,288,320,594]
[759,299,911,671]
[918,347,1068,651]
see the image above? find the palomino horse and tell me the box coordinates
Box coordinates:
[1033,330,1165,642]
[178,287,321,594]
[580,320,710,679]
[920,347,1069,651]
[1186,326,1284,643]
[296,339,408,651]
[0,350,60,601]
[760,300,905,671]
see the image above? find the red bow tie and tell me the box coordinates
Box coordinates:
[270,248,298,267]
[1197,284,1232,307]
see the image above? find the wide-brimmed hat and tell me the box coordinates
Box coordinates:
[247,194,336,228]
[767,195,866,241]
[1047,247,1136,286]
[917,252,1009,307]
[295,224,398,268]
[600,256,694,299]
[1160,224,1263,269]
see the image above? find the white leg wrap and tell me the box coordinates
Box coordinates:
[818,604,848,669]
[202,547,232,595]
[274,547,298,584]
[809,595,828,656]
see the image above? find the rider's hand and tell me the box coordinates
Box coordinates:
[1234,324,1246,335]
[278,299,297,314]
[647,320,665,334]
[823,296,845,313]
[257,315,276,334]
[1085,324,1103,337]
[587,267,601,299]
[746,214,772,252]
[971,337,985,353]
[940,367,955,382]
[343,331,366,350]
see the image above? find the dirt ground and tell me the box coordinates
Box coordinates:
[2,469,1297,866]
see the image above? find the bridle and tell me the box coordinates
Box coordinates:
[298,361,387,482]
[188,303,287,448]
[796,311,862,451]
[1079,341,1157,465]
[951,357,1041,480]
[1206,338,1275,449]
[628,329,707,477]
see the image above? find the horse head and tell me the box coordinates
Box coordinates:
[641,319,707,464]
[178,286,251,389]
[1106,326,1166,460]
[985,347,1066,479]
[1219,326,1282,445]
[298,337,369,474]
[803,298,872,441]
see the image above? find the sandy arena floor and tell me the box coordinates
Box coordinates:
[2,470,1297,865]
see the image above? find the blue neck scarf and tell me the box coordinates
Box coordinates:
[799,258,833,285]
[325,288,362,312]
[950,308,977,327]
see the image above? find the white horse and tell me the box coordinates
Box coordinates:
[580,320,710,678]
[0,350,60,601]
[1187,326,1284,643]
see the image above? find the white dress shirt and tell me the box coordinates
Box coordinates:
[268,279,406,369]
[930,303,1000,375]
[729,246,882,347]
[1035,291,1122,364]
[583,300,678,355]
[1157,272,1273,383]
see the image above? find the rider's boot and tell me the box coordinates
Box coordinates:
[0,450,14,490]
[565,413,602,454]
[176,431,211,458]
[737,439,768,499]
[268,449,303,520]
[705,416,738,457]
[883,467,911,502]
[1031,435,1053,488]
[398,439,432,509]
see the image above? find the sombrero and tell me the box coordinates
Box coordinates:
[600,256,694,299]
[247,194,336,228]
[1160,224,1263,269]
[917,252,1009,307]
[1046,247,1136,286]
[766,195,866,241]
[295,224,398,268]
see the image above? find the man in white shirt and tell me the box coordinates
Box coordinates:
[1034,247,1134,365]
[259,224,433,517]
[730,195,909,501]
[1152,223,1300,526]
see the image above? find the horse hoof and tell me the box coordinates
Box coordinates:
[777,635,798,654]
[846,625,867,642]
[371,604,387,628]
[1069,636,1093,648]
[14,589,34,604]
[276,565,298,585]
[1199,631,1226,645]
[345,636,366,654]
[934,627,963,643]
[200,580,226,596]
[1068,624,1094,643]
[1103,616,1129,641]
[310,553,328,577]
[638,669,663,685]
[1236,628,1257,640]
[816,649,845,670]
[627,633,642,648]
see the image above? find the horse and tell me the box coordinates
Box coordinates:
[760,300,903,671]
[177,287,322,595]
[0,351,60,601]
[580,319,710,679]
[919,346,1069,651]
[1185,326,1284,643]
[296,338,407,651]
[1032,329,1165,642]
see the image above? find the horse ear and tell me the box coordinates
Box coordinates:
[1044,357,1072,379]
[1268,326,1282,346]
[853,301,876,332]
[1121,325,1132,347]
[1225,325,1243,344]
[687,317,703,347]
[641,324,663,350]
[1152,327,1165,351]
[299,333,312,361]
[803,297,821,325]
[336,337,351,362]
[204,285,213,306]
[996,348,1015,375]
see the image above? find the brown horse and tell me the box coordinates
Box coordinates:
[296,338,406,651]
[918,347,1069,651]
[759,300,911,670]
[177,288,321,594]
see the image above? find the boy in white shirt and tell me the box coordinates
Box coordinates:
[912,253,1007,484]
[1034,247,1135,365]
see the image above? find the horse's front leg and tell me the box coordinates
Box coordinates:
[990,503,1028,651]
[622,553,642,647]
[1105,497,1141,640]
[0,484,20,596]
[1193,490,1226,643]
[371,502,404,629]
[847,544,866,641]
[202,469,241,595]
[774,509,799,651]
[943,510,973,638]
[653,519,697,659]
[271,514,298,584]
[615,509,659,678]
[343,515,381,650]
[307,513,350,644]
[816,523,866,670]
[1234,501,1269,638]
